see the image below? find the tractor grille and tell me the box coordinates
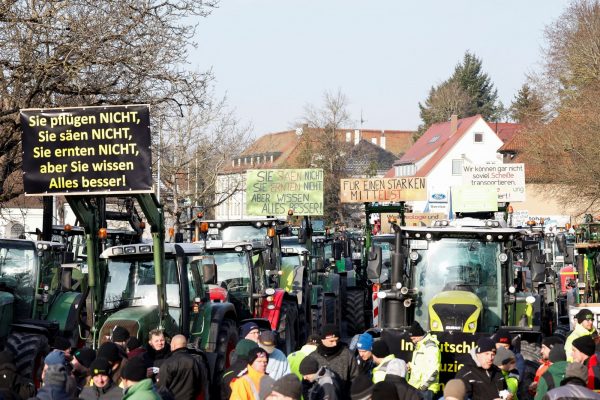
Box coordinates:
[98,320,140,345]
[432,303,478,331]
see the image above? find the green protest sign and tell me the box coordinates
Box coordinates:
[452,186,498,213]
[246,169,324,216]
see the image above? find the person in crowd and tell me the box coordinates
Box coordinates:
[110,326,130,359]
[587,337,600,390]
[442,379,467,400]
[494,347,519,399]
[222,339,259,400]
[240,322,260,343]
[97,342,125,387]
[230,347,270,400]
[565,308,597,362]
[304,324,358,398]
[265,374,302,400]
[299,355,341,400]
[71,347,95,395]
[142,329,170,381]
[355,333,375,378]
[371,340,396,383]
[121,356,161,400]
[156,335,202,400]
[407,321,441,399]
[51,337,73,362]
[259,330,291,380]
[33,363,71,400]
[0,349,35,400]
[383,359,420,400]
[371,381,400,400]
[530,336,564,396]
[492,329,525,380]
[571,335,595,365]
[41,350,78,399]
[350,374,373,400]
[535,344,568,400]
[126,337,145,359]
[456,337,511,400]
[287,335,320,379]
[79,357,122,400]
[542,362,600,400]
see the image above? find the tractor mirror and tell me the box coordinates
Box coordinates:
[298,228,307,244]
[203,264,217,285]
[556,233,567,254]
[367,246,382,280]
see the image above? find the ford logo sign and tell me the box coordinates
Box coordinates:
[431,193,446,200]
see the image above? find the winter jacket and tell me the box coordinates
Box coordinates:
[288,344,317,379]
[356,356,375,378]
[542,377,600,400]
[122,379,161,400]
[265,348,291,380]
[534,360,552,384]
[221,358,248,400]
[455,348,507,400]
[0,361,35,400]
[372,354,395,384]
[587,352,600,390]
[502,369,519,399]
[408,333,441,393]
[384,374,421,400]
[306,344,359,398]
[304,367,342,400]
[565,324,596,362]
[28,384,72,400]
[141,346,170,369]
[229,365,265,400]
[156,348,202,400]
[535,361,568,400]
[78,381,122,400]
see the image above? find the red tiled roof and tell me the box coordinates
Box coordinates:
[487,122,522,143]
[498,130,527,153]
[357,129,414,156]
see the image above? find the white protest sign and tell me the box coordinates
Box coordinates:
[462,163,525,202]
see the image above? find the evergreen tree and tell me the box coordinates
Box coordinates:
[510,83,545,123]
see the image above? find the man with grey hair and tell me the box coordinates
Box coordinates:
[383,359,421,400]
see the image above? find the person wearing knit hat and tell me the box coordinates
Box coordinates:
[299,356,342,400]
[71,347,96,395]
[230,348,270,400]
[44,350,66,367]
[443,379,466,400]
[565,308,597,362]
[79,357,122,400]
[543,362,600,399]
[494,348,519,400]
[383,359,421,400]
[456,337,508,400]
[351,373,373,400]
[355,333,375,378]
[126,337,146,359]
[320,324,341,340]
[534,344,569,400]
[73,347,96,369]
[121,356,160,400]
[287,335,319,380]
[407,321,441,397]
[572,334,595,363]
[111,326,131,360]
[97,341,127,386]
[371,340,396,383]
[221,339,260,400]
[267,374,302,399]
[240,322,260,342]
[531,336,566,394]
[492,330,513,349]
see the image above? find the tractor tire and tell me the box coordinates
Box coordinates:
[324,295,336,325]
[311,294,325,337]
[278,301,298,355]
[6,332,49,387]
[345,289,366,336]
[520,340,541,362]
[211,319,237,399]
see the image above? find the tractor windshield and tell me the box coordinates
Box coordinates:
[103,257,181,310]
[220,226,267,245]
[411,238,503,332]
[0,241,37,317]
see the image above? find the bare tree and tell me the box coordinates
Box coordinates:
[0,0,217,201]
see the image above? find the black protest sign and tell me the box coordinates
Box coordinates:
[21,105,152,196]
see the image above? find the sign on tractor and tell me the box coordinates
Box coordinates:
[340,177,427,203]
[462,163,525,202]
[21,105,152,196]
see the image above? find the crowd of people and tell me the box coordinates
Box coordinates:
[3,309,600,400]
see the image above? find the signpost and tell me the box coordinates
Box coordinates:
[462,163,525,202]
[21,105,152,196]
[246,169,324,216]
[339,177,427,203]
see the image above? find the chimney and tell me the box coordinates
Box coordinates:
[450,114,458,135]
[380,130,386,150]
[371,137,377,145]
[354,129,360,145]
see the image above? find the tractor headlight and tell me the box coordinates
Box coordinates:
[400,287,409,295]
[403,299,412,307]
[509,286,516,294]
[498,253,508,263]
[409,251,419,261]
[377,291,387,299]
[265,288,275,295]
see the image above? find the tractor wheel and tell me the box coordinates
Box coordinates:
[212,319,237,398]
[520,340,541,362]
[324,295,336,325]
[278,301,298,355]
[6,332,49,387]
[345,289,366,336]
[311,294,325,337]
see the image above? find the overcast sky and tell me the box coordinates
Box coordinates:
[192,1,567,137]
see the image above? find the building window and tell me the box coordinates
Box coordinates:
[452,159,463,175]
[474,133,483,143]
[396,164,416,177]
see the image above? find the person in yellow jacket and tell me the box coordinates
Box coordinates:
[230,348,271,400]
[371,340,396,383]
[565,308,597,362]
[407,321,440,400]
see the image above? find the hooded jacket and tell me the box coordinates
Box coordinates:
[306,344,359,398]
[455,348,507,400]
[304,366,342,400]
[288,344,317,380]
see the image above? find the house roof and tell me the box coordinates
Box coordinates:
[346,139,399,176]
[487,122,522,143]
[498,130,527,154]
[357,129,414,156]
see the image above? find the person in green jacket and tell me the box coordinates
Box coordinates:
[287,335,320,379]
[494,347,520,400]
[407,321,441,399]
[121,357,161,400]
[565,308,597,362]
[371,340,396,383]
[534,344,568,400]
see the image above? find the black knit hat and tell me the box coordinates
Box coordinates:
[576,308,594,324]
[476,337,496,353]
[73,348,96,369]
[320,324,340,340]
[371,340,390,358]
[89,357,111,377]
[271,374,302,399]
[52,336,72,351]
[492,330,512,346]
[247,347,269,365]
[121,356,147,381]
[542,336,564,349]
[549,344,567,362]
[126,337,142,351]
[97,342,122,363]
[408,321,425,337]
[111,326,130,342]
[572,335,595,357]
[299,356,319,375]
[351,373,373,400]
